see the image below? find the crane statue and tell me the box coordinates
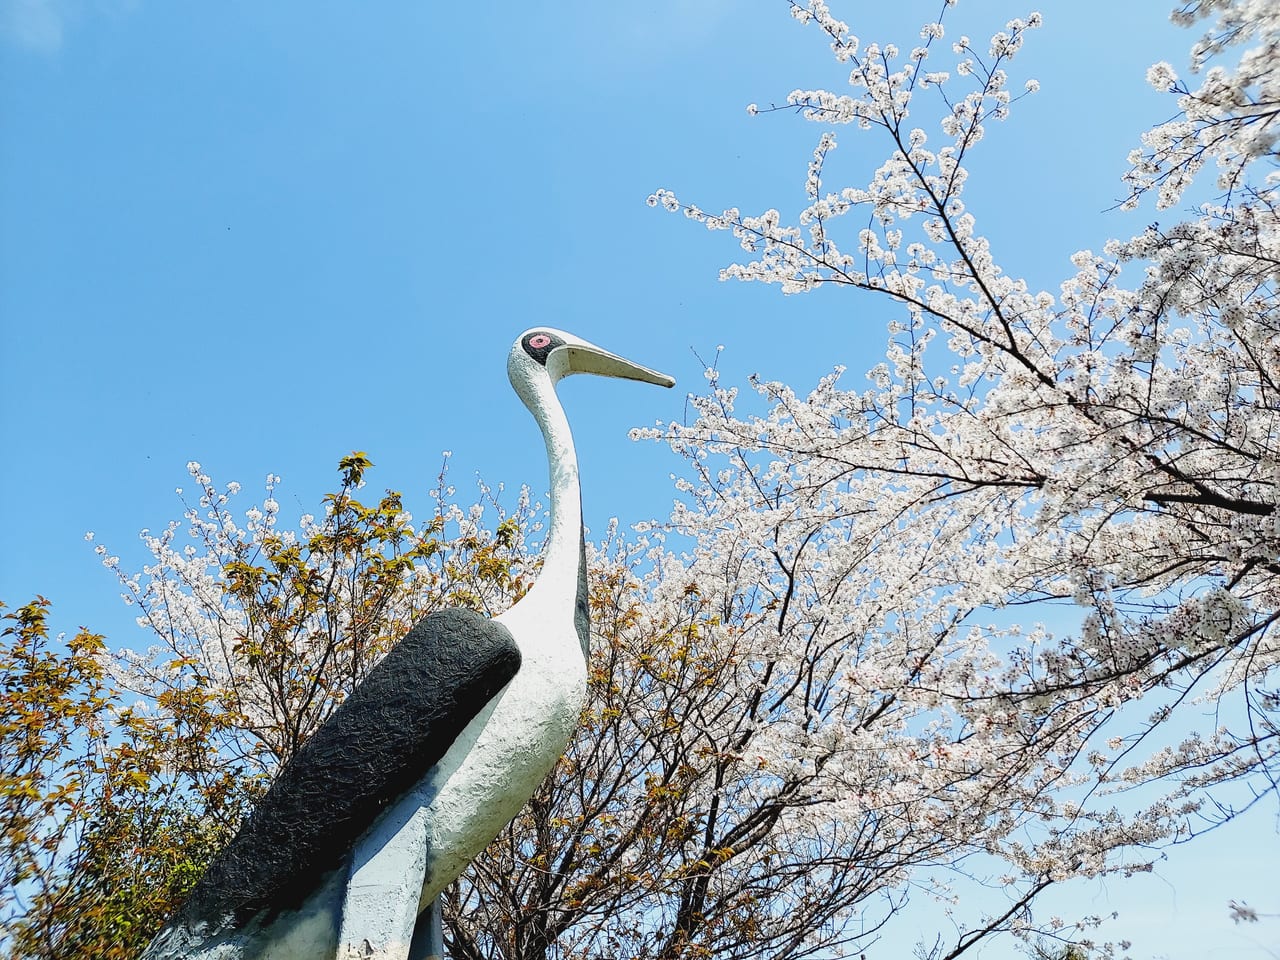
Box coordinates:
[143,328,674,960]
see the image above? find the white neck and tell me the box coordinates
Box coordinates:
[499,368,586,658]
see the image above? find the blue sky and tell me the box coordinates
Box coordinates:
[1,1,1274,957]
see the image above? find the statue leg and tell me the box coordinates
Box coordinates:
[407,896,444,960]
[336,803,431,960]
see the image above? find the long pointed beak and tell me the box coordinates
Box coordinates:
[555,341,675,388]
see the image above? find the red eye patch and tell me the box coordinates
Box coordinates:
[529,334,552,349]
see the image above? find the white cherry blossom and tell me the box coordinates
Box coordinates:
[649,0,1279,953]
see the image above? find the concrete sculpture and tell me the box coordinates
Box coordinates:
[143,329,674,960]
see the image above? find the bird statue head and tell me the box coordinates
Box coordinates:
[508,328,675,400]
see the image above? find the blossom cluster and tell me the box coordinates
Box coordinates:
[92,458,540,771]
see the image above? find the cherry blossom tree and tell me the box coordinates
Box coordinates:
[93,454,532,775]
[82,461,940,960]
[639,0,1277,953]
[2,457,533,960]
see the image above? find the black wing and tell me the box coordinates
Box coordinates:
[168,607,521,930]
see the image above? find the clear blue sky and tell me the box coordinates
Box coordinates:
[0,1,1273,957]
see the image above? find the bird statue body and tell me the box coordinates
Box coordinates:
[142,329,673,960]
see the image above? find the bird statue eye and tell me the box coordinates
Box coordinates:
[522,331,563,365]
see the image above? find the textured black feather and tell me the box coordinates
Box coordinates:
[165,608,521,932]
